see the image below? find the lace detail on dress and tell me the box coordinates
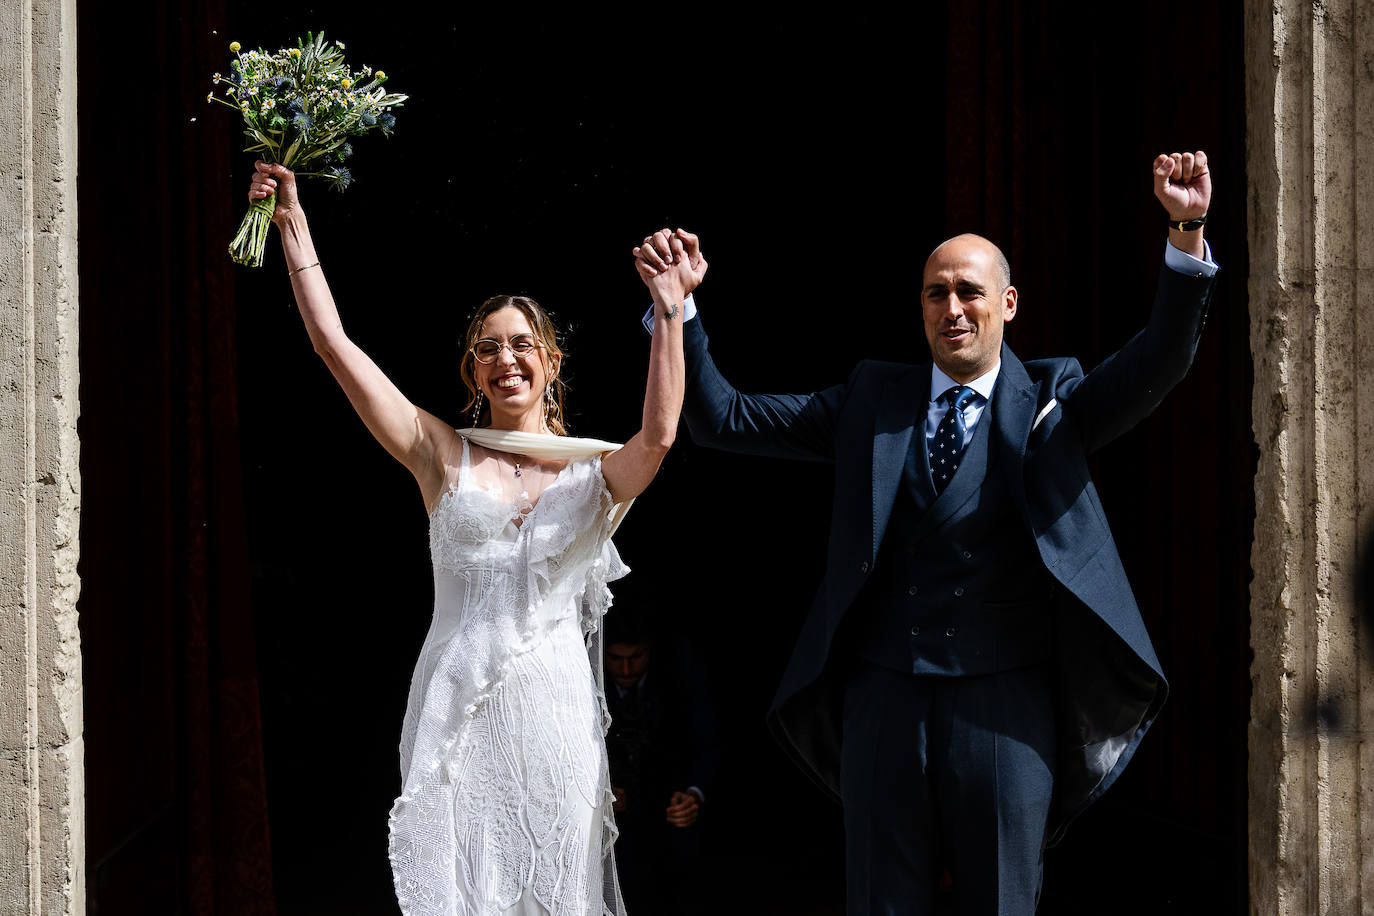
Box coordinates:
[390,436,628,916]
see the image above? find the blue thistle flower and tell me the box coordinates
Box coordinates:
[327,166,353,192]
[359,110,377,128]
[290,110,315,131]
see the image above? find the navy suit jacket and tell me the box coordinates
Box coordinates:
[679,262,1216,840]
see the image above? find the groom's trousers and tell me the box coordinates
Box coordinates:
[839,660,1056,915]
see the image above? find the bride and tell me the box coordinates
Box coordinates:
[247,161,703,915]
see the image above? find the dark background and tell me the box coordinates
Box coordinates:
[78,3,1252,914]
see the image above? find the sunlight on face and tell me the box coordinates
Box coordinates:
[475,307,556,426]
[920,235,1017,383]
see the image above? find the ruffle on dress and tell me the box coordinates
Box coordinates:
[389,450,629,916]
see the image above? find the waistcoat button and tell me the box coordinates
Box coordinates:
[945,626,958,637]
[907,586,918,596]
[910,625,920,636]
[953,586,965,597]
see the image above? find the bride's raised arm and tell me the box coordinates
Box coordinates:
[249,161,453,506]
[601,228,703,504]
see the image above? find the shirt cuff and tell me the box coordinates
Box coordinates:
[1164,240,1219,277]
[641,293,698,335]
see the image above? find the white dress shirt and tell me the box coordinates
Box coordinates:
[926,364,999,448]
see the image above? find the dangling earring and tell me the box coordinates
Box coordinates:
[471,390,484,428]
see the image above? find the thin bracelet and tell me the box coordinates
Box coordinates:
[289,260,321,276]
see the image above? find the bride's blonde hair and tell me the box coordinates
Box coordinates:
[459,295,568,435]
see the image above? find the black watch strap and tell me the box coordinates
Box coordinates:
[1168,214,1208,232]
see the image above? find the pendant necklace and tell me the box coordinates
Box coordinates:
[512,454,530,504]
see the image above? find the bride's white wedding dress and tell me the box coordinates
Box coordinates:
[389,435,628,916]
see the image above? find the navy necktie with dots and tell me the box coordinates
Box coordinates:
[930,385,978,495]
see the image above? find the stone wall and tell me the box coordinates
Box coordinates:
[1247,0,1374,912]
[0,0,83,913]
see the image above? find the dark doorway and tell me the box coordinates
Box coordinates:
[80,4,1250,914]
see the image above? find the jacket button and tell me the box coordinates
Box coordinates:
[945,626,958,637]
[910,625,920,636]
[954,587,965,597]
[860,561,870,574]
[962,550,972,560]
[907,586,918,596]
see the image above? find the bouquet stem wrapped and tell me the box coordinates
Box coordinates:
[229,194,278,268]
[210,32,405,267]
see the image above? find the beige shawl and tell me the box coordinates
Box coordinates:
[457,427,632,533]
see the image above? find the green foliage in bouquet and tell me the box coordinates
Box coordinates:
[209,33,407,266]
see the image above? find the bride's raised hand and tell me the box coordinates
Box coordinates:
[635,229,688,305]
[633,227,707,297]
[248,160,301,225]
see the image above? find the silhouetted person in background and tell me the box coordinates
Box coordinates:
[604,607,719,914]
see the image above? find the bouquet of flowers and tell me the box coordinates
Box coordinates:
[209,32,406,266]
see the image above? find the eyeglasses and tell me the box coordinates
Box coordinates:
[471,335,543,364]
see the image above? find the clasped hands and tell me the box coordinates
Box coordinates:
[633,228,707,306]
[611,783,703,827]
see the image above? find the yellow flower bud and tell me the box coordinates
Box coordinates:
[229,41,241,53]
[375,71,386,81]
[341,78,352,89]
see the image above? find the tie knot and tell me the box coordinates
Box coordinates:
[941,385,977,411]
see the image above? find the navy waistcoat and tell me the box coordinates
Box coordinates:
[846,391,1056,676]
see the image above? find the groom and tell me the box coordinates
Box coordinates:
[634,152,1218,913]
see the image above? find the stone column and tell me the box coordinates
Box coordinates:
[1247,0,1374,912]
[0,1,83,914]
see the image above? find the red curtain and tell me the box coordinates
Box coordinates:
[80,1,275,912]
[942,2,1251,906]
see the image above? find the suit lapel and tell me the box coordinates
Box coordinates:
[870,367,927,561]
[990,344,1038,523]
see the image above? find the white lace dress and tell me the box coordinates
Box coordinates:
[389,436,629,916]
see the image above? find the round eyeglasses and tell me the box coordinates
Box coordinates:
[471,335,543,364]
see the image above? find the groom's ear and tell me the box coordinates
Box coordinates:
[1002,285,1018,323]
